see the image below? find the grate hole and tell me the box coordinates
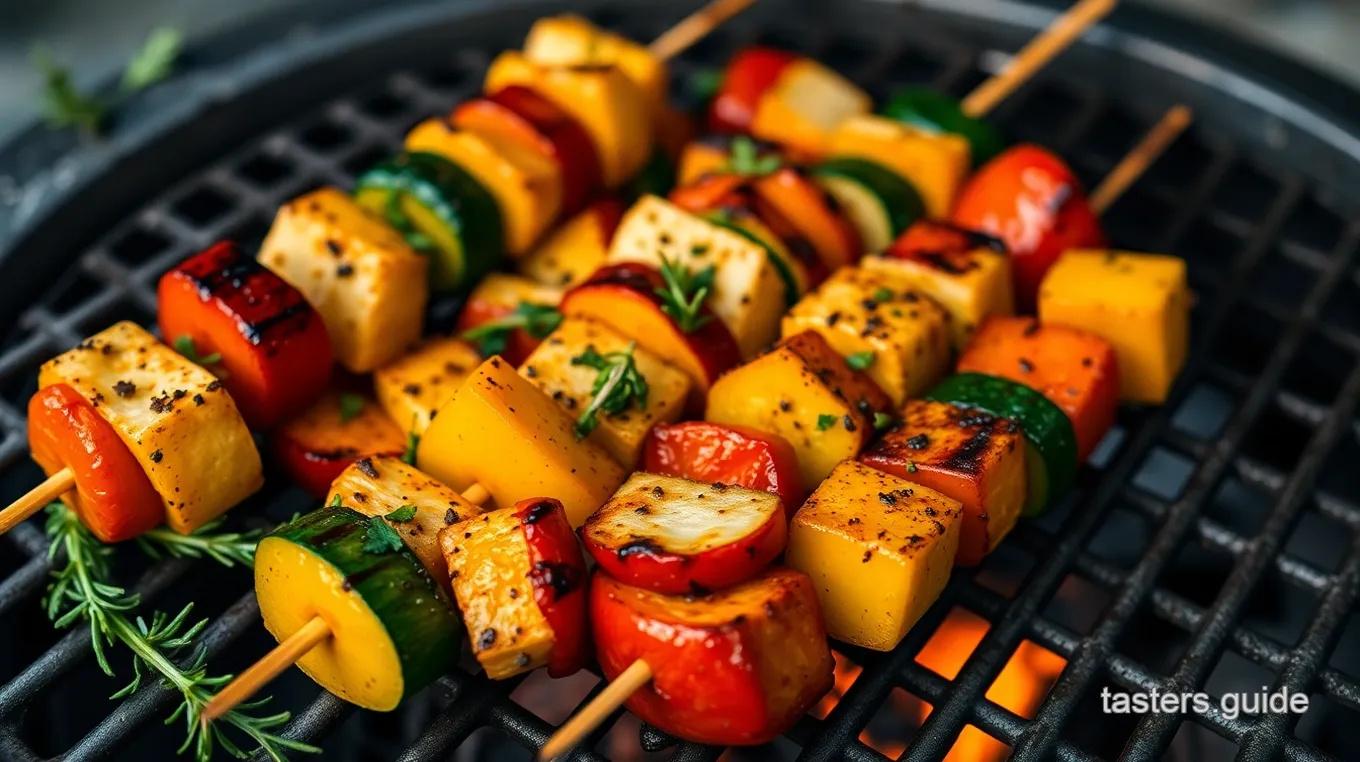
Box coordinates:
[1142,127,1216,197]
[1005,81,1082,144]
[1073,104,1145,163]
[1169,718,1241,759]
[234,152,295,189]
[1282,333,1353,406]
[860,687,922,758]
[1206,650,1276,708]
[0,356,41,410]
[107,226,171,267]
[1132,446,1196,501]
[1173,383,1235,441]
[1321,269,1360,335]
[1296,692,1360,758]
[1329,613,1360,679]
[821,38,875,78]
[752,26,806,53]
[45,269,104,315]
[1250,247,1317,309]
[1317,428,1360,506]
[1241,403,1314,473]
[297,120,354,153]
[343,143,393,178]
[1207,477,1273,539]
[1210,161,1282,222]
[170,185,236,227]
[360,90,411,120]
[1087,504,1153,570]
[76,298,155,335]
[1115,597,1191,678]
[1087,424,1127,470]
[973,540,1034,599]
[881,46,947,89]
[1102,186,1174,253]
[1240,566,1306,646]
[944,66,989,101]
[1173,217,1244,274]
[1211,304,1282,377]
[419,64,475,92]
[1043,573,1110,636]
[1285,508,1352,574]
[511,669,599,726]
[1161,533,1237,609]
[675,28,736,65]
[221,212,274,254]
[1280,192,1347,257]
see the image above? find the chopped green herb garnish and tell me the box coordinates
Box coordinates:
[817,414,838,432]
[847,351,876,371]
[121,27,182,92]
[402,431,419,466]
[385,505,417,522]
[655,256,716,334]
[907,462,918,473]
[329,494,344,508]
[34,27,182,136]
[872,287,894,303]
[173,335,222,367]
[690,67,725,102]
[724,136,782,177]
[363,516,405,554]
[338,393,365,423]
[874,412,898,430]
[571,342,649,439]
[461,303,563,357]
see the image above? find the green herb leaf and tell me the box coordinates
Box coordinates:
[363,516,405,554]
[385,505,418,522]
[690,67,725,102]
[723,136,782,178]
[460,302,563,357]
[872,287,894,303]
[654,256,716,334]
[817,414,838,431]
[907,461,918,473]
[136,517,262,569]
[571,342,649,439]
[330,494,344,508]
[874,412,898,431]
[32,46,106,134]
[847,351,876,371]
[402,431,420,466]
[173,335,222,367]
[121,27,182,92]
[338,393,365,423]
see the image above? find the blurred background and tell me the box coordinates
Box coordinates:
[1,0,1358,144]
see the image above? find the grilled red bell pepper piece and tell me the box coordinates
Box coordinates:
[158,241,333,430]
[642,421,805,511]
[514,497,590,677]
[272,390,407,498]
[950,145,1107,312]
[28,384,163,542]
[592,567,834,746]
[708,47,798,135]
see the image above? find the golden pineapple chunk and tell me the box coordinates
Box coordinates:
[38,322,262,534]
[259,187,428,373]
[416,356,626,527]
[327,455,485,596]
[751,59,871,159]
[374,336,481,436]
[522,15,669,123]
[519,316,691,469]
[782,265,951,406]
[786,460,961,651]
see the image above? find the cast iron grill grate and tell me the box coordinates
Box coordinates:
[2,1,1360,760]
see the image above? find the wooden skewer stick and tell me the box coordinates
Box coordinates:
[537,660,654,762]
[0,467,75,536]
[648,0,759,62]
[1091,105,1193,214]
[202,481,493,723]
[961,0,1119,118]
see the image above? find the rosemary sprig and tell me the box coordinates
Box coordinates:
[44,505,317,761]
[460,303,563,357]
[570,342,649,439]
[654,256,716,334]
[135,517,261,568]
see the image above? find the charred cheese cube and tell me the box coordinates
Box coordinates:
[485,52,652,188]
[518,198,620,288]
[406,119,563,256]
[706,331,892,491]
[861,400,1028,567]
[1039,250,1190,404]
[520,317,691,469]
[782,265,951,406]
[327,455,485,597]
[416,356,626,527]
[374,336,481,436]
[828,115,970,218]
[259,187,427,373]
[608,195,784,358]
[38,322,262,534]
[523,15,669,124]
[441,505,554,678]
[752,59,871,159]
[786,460,961,651]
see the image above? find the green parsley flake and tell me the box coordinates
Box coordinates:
[385,506,417,522]
[816,414,838,431]
[363,516,405,554]
[847,351,876,371]
[338,393,365,423]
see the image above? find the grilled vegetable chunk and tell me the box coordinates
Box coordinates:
[522,15,669,126]
[518,195,625,288]
[39,322,262,535]
[958,317,1120,461]
[327,455,485,596]
[860,400,1028,566]
[786,460,962,651]
[781,265,951,406]
[416,356,626,528]
[592,567,834,746]
[878,219,1015,348]
[406,120,562,257]
[256,507,459,711]
[582,473,787,595]
[159,240,333,430]
[828,115,970,218]
[750,57,871,159]
[456,273,565,367]
[485,52,653,188]
[642,421,806,513]
[29,384,163,543]
[1039,250,1190,405]
[519,316,691,468]
[608,195,785,358]
[272,391,407,499]
[260,187,428,373]
[441,498,589,679]
[706,331,893,491]
[374,336,481,436]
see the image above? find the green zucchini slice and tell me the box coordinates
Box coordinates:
[812,158,925,253]
[880,87,1006,168]
[703,211,805,306]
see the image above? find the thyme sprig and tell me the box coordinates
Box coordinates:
[44,505,316,761]
[654,256,716,334]
[571,342,649,439]
[461,303,563,357]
